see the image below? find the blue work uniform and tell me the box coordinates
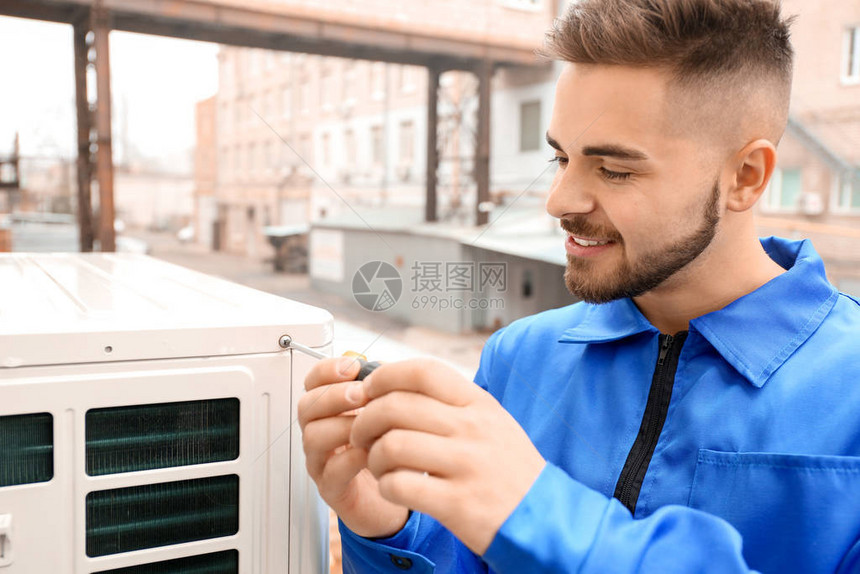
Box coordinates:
[339,237,860,573]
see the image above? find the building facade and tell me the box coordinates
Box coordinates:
[195,0,860,329]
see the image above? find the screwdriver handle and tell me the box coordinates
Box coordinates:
[356,359,381,381]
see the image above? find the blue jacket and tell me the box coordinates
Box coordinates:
[340,237,860,573]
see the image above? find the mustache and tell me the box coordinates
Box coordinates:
[560,217,622,242]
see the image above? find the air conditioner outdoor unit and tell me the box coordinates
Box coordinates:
[0,253,331,573]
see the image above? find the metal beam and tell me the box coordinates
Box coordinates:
[73,18,94,252]
[475,60,492,227]
[0,0,545,70]
[425,66,440,223]
[92,3,115,252]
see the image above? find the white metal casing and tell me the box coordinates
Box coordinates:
[0,253,332,573]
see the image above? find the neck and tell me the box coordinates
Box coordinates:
[633,221,785,334]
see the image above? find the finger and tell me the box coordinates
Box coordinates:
[320,446,369,494]
[362,358,480,406]
[377,469,449,516]
[298,379,368,428]
[350,391,459,450]
[366,429,460,479]
[304,356,362,391]
[302,416,355,478]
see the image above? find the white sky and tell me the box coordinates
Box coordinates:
[0,16,219,161]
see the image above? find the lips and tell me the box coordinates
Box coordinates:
[564,233,616,257]
[570,235,610,247]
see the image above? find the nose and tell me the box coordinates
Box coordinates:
[545,166,597,219]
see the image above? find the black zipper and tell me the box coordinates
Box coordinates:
[613,331,688,515]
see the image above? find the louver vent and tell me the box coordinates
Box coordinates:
[86,398,240,476]
[86,475,240,557]
[0,412,53,487]
[91,549,239,573]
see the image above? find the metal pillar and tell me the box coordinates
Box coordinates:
[475,60,492,226]
[93,3,116,252]
[73,18,94,252]
[425,65,440,223]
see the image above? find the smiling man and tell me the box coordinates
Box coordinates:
[298,1,860,573]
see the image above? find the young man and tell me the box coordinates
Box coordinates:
[299,0,860,572]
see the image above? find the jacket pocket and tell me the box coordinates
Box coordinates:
[688,449,860,574]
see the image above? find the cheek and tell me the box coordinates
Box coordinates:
[606,195,677,253]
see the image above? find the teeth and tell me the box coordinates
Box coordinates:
[571,236,609,247]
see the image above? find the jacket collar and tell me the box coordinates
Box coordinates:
[558,297,657,344]
[691,237,838,388]
[558,237,838,388]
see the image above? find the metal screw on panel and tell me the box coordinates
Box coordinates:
[278,335,292,349]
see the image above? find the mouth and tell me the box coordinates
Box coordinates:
[568,234,612,247]
[564,232,616,257]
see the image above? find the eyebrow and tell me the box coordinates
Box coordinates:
[546,132,650,162]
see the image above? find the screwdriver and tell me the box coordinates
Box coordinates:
[284,337,380,381]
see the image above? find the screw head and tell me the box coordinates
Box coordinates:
[278,335,292,349]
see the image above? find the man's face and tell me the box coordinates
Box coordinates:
[546,63,725,303]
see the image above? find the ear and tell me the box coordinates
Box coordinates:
[725,139,777,213]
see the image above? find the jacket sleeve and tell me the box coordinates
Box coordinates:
[339,511,486,573]
[482,461,761,574]
[337,463,763,574]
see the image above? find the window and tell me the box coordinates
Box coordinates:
[239,145,248,178]
[371,62,386,100]
[371,125,384,166]
[267,91,277,119]
[844,26,860,84]
[834,170,860,212]
[343,60,358,104]
[300,80,311,114]
[763,167,803,211]
[299,133,312,163]
[249,50,261,76]
[321,64,335,110]
[321,132,331,167]
[281,86,291,119]
[344,129,356,168]
[265,141,274,172]
[399,65,416,93]
[399,120,414,164]
[522,269,534,298]
[520,100,542,152]
[249,143,257,172]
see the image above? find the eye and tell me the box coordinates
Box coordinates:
[599,167,632,181]
[548,155,568,167]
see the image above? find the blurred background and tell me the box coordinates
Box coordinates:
[1,1,859,570]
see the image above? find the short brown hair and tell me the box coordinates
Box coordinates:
[539,0,794,89]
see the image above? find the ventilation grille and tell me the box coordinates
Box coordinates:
[91,549,239,574]
[85,399,240,476]
[86,475,240,557]
[0,412,53,487]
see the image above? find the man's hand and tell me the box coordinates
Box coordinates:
[298,357,410,538]
[349,358,546,555]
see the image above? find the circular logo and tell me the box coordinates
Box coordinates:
[352,261,402,312]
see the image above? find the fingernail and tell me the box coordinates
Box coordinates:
[337,356,358,376]
[345,381,366,405]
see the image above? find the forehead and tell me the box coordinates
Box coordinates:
[549,63,687,155]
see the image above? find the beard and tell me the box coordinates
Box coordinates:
[563,178,721,304]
